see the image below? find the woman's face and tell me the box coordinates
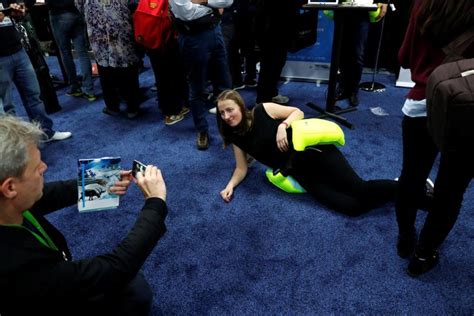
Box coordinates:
[217,99,243,127]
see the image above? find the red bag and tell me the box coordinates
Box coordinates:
[133,0,173,50]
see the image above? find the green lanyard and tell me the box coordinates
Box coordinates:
[22,210,59,251]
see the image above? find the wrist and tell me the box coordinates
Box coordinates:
[280,121,289,129]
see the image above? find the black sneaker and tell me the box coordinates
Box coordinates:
[244,78,258,88]
[407,251,439,277]
[233,83,246,90]
[66,88,83,97]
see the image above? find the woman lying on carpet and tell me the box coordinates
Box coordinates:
[215,89,398,216]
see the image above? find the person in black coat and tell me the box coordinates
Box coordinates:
[0,115,168,315]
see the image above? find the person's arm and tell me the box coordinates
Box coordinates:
[30,171,133,216]
[375,3,388,21]
[262,102,304,152]
[11,167,168,305]
[7,2,26,19]
[172,0,231,21]
[220,145,248,202]
[192,0,232,9]
[398,3,418,69]
[30,180,78,216]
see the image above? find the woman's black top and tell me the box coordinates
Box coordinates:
[228,104,293,170]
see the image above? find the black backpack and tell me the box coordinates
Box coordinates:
[426,28,474,153]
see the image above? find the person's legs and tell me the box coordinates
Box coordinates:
[338,12,368,105]
[70,12,94,96]
[292,145,397,216]
[237,8,259,84]
[417,151,473,255]
[117,64,140,115]
[0,54,14,114]
[97,65,120,113]
[256,36,287,102]
[256,3,295,103]
[395,116,438,238]
[221,20,243,88]
[210,25,232,95]
[395,115,438,258]
[179,31,212,133]
[103,273,153,316]
[49,12,81,93]
[11,49,54,137]
[349,14,369,95]
[149,39,187,117]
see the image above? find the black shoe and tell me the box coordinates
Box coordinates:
[397,232,417,259]
[271,94,290,104]
[407,251,439,277]
[197,131,209,150]
[233,83,246,90]
[349,93,359,107]
[244,78,258,88]
[102,107,120,116]
[66,87,83,97]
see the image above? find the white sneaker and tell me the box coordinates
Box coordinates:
[208,107,217,114]
[45,131,72,142]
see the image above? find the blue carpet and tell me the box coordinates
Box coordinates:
[10,58,474,314]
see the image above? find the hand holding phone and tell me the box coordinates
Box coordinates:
[132,160,147,178]
[132,161,167,201]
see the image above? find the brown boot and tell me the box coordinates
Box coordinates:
[196,131,209,150]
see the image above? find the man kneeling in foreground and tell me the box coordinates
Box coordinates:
[0,115,167,315]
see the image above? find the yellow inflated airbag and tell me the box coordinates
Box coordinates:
[291,118,345,151]
[265,169,306,194]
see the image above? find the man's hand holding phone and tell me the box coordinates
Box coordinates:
[132,161,166,202]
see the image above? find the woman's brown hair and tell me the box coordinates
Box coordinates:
[216,89,254,147]
[417,0,474,47]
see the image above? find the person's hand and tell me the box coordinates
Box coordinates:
[220,185,233,203]
[276,124,289,152]
[376,3,388,21]
[9,3,26,18]
[135,165,167,201]
[109,170,133,196]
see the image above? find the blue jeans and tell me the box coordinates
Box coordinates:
[0,48,54,137]
[178,24,231,132]
[49,11,93,94]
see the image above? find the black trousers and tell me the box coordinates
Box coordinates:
[396,115,473,254]
[147,37,188,116]
[290,145,397,216]
[255,2,297,102]
[338,12,369,95]
[97,64,140,113]
[90,273,152,316]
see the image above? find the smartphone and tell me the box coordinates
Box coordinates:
[132,160,147,178]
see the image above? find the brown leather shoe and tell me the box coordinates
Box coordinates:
[196,131,209,150]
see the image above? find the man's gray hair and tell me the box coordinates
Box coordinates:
[0,115,45,181]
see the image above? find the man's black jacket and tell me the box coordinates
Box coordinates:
[0,180,167,315]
